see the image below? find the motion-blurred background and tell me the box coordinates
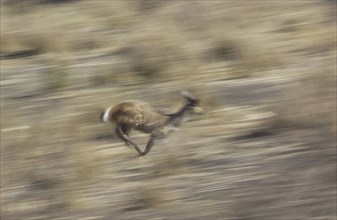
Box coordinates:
[1,0,336,219]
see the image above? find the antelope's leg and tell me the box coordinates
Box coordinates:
[115,126,128,146]
[116,126,143,155]
[115,126,131,146]
[122,126,132,146]
[140,136,155,156]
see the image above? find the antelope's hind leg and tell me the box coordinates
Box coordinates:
[140,136,155,156]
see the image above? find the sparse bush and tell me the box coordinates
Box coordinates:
[126,37,177,81]
[47,65,69,91]
[1,30,69,58]
[4,0,79,5]
[41,0,79,4]
[209,40,241,62]
[137,0,166,12]
[41,55,72,91]
[270,69,336,134]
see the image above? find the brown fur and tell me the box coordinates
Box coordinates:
[102,90,204,156]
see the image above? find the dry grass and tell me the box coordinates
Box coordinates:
[270,67,336,133]
[1,0,336,219]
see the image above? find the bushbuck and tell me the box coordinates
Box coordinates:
[100,89,204,156]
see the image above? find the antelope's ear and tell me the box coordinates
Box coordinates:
[177,89,195,101]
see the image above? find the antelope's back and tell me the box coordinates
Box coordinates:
[110,100,163,127]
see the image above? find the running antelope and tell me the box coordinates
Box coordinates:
[100,89,204,156]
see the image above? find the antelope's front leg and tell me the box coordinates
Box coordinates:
[116,126,143,155]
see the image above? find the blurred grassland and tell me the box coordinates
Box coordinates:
[1,0,336,219]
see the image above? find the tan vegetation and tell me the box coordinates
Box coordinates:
[1,0,336,219]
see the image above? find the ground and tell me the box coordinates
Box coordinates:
[1,1,336,219]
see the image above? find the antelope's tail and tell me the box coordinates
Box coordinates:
[100,107,113,123]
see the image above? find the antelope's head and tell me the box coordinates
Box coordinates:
[177,89,205,115]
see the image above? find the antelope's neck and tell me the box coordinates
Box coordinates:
[167,105,190,127]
